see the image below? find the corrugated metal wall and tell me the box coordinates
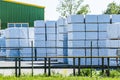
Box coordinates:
[0,1,44,29]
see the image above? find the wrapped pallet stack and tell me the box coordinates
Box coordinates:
[107,22,120,65]
[67,15,110,65]
[97,15,110,65]
[85,15,98,65]
[67,15,85,65]
[57,18,68,63]
[34,20,46,60]
[28,28,34,47]
[46,21,57,61]
[20,26,33,61]
[20,27,34,60]
[5,27,29,60]
[0,30,6,56]
[0,37,6,57]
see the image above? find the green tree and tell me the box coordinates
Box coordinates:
[77,4,90,14]
[104,2,120,14]
[57,0,90,18]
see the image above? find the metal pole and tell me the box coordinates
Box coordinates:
[31,41,34,76]
[73,57,75,76]
[107,58,110,77]
[85,23,87,66]
[102,57,104,74]
[35,48,37,61]
[78,58,80,76]
[44,57,47,74]
[18,56,21,77]
[90,41,92,77]
[48,58,51,76]
[15,58,18,77]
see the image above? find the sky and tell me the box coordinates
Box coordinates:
[15,0,120,20]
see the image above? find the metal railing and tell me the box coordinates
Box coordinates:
[0,40,120,77]
[0,56,119,77]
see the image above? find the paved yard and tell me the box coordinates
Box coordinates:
[0,61,72,76]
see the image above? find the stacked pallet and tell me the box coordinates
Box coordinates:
[85,15,98,65]
[57,18,68,63]
[97,15,110,65]
[0,36,6,56]
[46,21,57,60]
[0,30,6,55]
[67,15,110,65]
[5,27,29,60]
[107,16,120,65]
[67,15,85,65]
[34,20,46,60]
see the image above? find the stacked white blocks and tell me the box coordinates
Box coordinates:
[28,28,34,46]
[5,27,29,60]
[67,15,110,65]
[46,21,57,60]
[67,15,85,65]
[107,23,120,65]
[21,28,33,60]
[57,18,68,63]
[112,15,120,23]
[85,15,98,65]
[0,37,6,56]
[34,20,46,60]
[97,15,110,65]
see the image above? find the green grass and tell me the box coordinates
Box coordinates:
[0,76,119,80]
[0,69,119,80]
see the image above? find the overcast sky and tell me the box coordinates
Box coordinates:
[15,0,120,20]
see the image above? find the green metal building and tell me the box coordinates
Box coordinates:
[0,0,45,29]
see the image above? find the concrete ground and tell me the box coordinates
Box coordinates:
[0,61,73,76]
[0,60,119,76]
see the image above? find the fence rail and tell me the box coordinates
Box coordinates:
[0,44,120,77]
[0,56,119,77]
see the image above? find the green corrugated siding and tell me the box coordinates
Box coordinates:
[0,1,44,29]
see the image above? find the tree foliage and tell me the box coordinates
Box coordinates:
[77,4,90,15]
[57,0,90,18]
[104,2,120,14]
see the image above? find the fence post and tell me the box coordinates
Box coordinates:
[48,58,51,76]
[31,41,34,76]
[107,57,110,77]
[44,57,47,74]
[78,58,80,76]
[15,58,17,77]
[35,48,37,61]
[18,57,21,77]
[73,57,76,76]
[90,41,92,77]
[102,57,104,74]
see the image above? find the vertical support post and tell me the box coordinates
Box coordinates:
[73,57,75,76]
[107,57,110,77]
[78,58,80,76]
[35,48,37,61]
[31,41,34,76]
[90,41,92,77]
[85,47,87,66]
[44,57,47,74]
[102,57,104,74]
[85,23,87,66]
[15,58,17,77]
[18,57,21,77]
[48,58,51,76]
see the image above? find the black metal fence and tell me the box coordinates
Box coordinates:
[0,56,120,77]
[0,42,120,77]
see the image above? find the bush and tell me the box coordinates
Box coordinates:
[75,68,98,77]
[110,70,120,78]
[98,69,120,78]
[80,68,91,76]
